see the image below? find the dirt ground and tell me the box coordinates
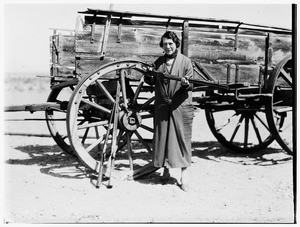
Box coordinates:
[2,75,295,224]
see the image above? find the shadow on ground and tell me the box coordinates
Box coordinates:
[5,139,292,186]
[192,141,292,166]
[5,144,90,179]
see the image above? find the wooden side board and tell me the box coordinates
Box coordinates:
[50,16,292,83]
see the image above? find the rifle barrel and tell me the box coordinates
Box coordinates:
[163,73,228,90]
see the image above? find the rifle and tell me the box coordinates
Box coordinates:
[145,67,228,90]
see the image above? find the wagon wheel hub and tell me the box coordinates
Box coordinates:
[119,110,142,131]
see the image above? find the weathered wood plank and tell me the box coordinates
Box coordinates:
[75,55,157,78]
[84,15,291,35]
[4,103,61,112]
[50,34,76,78]
[51,14,292,85]
[58,34,76,66]
[51,64,75,78]
[75,24,291,65]
[197,63,261,84]
[75,25,164,54]
[80,8,291,34]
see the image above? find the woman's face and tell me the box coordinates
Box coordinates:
[162,38,177,55]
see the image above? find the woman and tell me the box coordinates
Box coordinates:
[145,31,194,192]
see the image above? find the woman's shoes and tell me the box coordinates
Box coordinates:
[161,168,171,184]
[161,176,177,185]
[161,176,170,185]
[162,168,170,178]
[180,183,190,192]
[160,168,190,191]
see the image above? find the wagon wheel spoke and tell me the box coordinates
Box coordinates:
[120,70,129,109]
[254,113,270,131]
[138,96,155,111]
[250,116,263,144]
[132,78,145,106]
[243,116,250,148]
[77,120,110,130]
[140,124,154,133]
[279,68,292,86]
[80,99,111,114]
[229,114,244,143]
[86,133,106,153]
[134,89,154,143]
[141,113,154,119]
[79,127,89,145]
[95,80,115,104]
[77,117,87,126]
[134,130,152,153]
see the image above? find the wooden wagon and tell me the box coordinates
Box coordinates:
[5,8,293,187]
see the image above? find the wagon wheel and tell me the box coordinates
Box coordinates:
[265,55,293,154]
[66,60,155,173]
[205,103,275,153]
[45,80,78,154]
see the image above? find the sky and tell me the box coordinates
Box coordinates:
[3,2,293,74]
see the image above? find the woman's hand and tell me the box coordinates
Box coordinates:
[181,77,190,87]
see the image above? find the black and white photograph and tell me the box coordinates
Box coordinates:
[2,1,295,224]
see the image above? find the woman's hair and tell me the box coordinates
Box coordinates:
[159,31,181,48]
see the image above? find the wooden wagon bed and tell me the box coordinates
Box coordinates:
[50,8,292,85]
